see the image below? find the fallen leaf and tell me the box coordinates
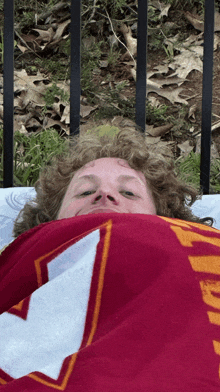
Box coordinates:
[167,49,203,79]
[148,64,169,77]
[149,76,184,87]
[130,66,188,104]
[188,103,197,122]
[184,10,220,32]
[195,135,220,161]
[146,123,173,137]
[178,140,194,158]
[184,11,204,32]
[43,117,69,133]
[119,23,137,59]
[211,121,220,132]
[160,4,171,18]
[26,117,42,130]
[53,19,71,40]
[32,27,55,42]
[148,85,188,105]
[148,96,162,107]
[17,43,27,53]
[149,1,171,18]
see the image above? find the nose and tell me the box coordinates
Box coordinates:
[94,194,115,202]
[92,188,117,205]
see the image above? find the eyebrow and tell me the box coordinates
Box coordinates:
[75,174,141,185]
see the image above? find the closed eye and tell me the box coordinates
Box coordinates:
[80,190,135,197]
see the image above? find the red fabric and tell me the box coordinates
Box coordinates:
[0,213,220,391]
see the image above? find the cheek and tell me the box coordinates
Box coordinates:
[58,198,78,219]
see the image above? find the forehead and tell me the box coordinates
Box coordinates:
[74,157,146,184]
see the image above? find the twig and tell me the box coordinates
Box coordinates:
[88,0,98,21]
[212,113,220,120]
[104,7,137,68]
[82,0,99,30]
[184,93,201,100]
[37,1,69,22]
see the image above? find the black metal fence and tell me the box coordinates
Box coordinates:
[2,0,215,194]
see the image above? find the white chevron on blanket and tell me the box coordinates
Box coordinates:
[0,229,99,379]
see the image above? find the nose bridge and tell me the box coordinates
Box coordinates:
[96,174,116,191]
[93,178,118,203]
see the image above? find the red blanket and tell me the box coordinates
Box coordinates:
[0,214,220,391]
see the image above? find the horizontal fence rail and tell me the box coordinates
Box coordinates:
[1,0,215,194]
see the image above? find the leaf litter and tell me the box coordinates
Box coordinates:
[0,0,220,172]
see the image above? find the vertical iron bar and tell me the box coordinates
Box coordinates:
[135,0,148,134]
[70,0,81,136]
[3,0,14,188]
[200,0,215,195]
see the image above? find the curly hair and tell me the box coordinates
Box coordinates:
[12,125,215,238]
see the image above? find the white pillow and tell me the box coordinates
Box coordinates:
[0,187,36,250]
[0,187,220,250]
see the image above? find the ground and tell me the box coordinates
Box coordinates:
[1,0,220,191]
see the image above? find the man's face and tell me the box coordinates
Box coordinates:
[57,157,156,219]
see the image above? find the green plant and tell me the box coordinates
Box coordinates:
[174,151,220,194]
[162,42,174,62]
[107,47,121,66]
[101,0,128,17]
[81,40,103,94]
[148,5,161,24]
[35,57,70,81]
[0,127,70,187]
[20,11,35,26]
[146,102,168,125]
[43,83,69,109]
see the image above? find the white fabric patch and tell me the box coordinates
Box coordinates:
[0,229,100,380]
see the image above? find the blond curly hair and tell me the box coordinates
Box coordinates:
[12,125,214,238]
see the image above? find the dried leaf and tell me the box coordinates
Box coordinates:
[149,76,184,87]
[195,135,220,161]
[167,49,203,79]
[147,123,173,137]
[160,4,171,18]
[61,105,70,123]
[148,96,161,108]
[32,27,55,42]
[148,64,169,77]
[53,19,71,40]
[43,117,69,133]
[184,11,204,32]
[184,10,220,32]
[131,65,188,104]
[211,121,220,132]
[119,23,137,57]
[148,85,188,105]
[149,0,171,18]
[188,103,197,122]
[17,43,27,53]
[80,104,98,118]
[26,117,42,130]
[178,140,194,158]
[215,11,220,31]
